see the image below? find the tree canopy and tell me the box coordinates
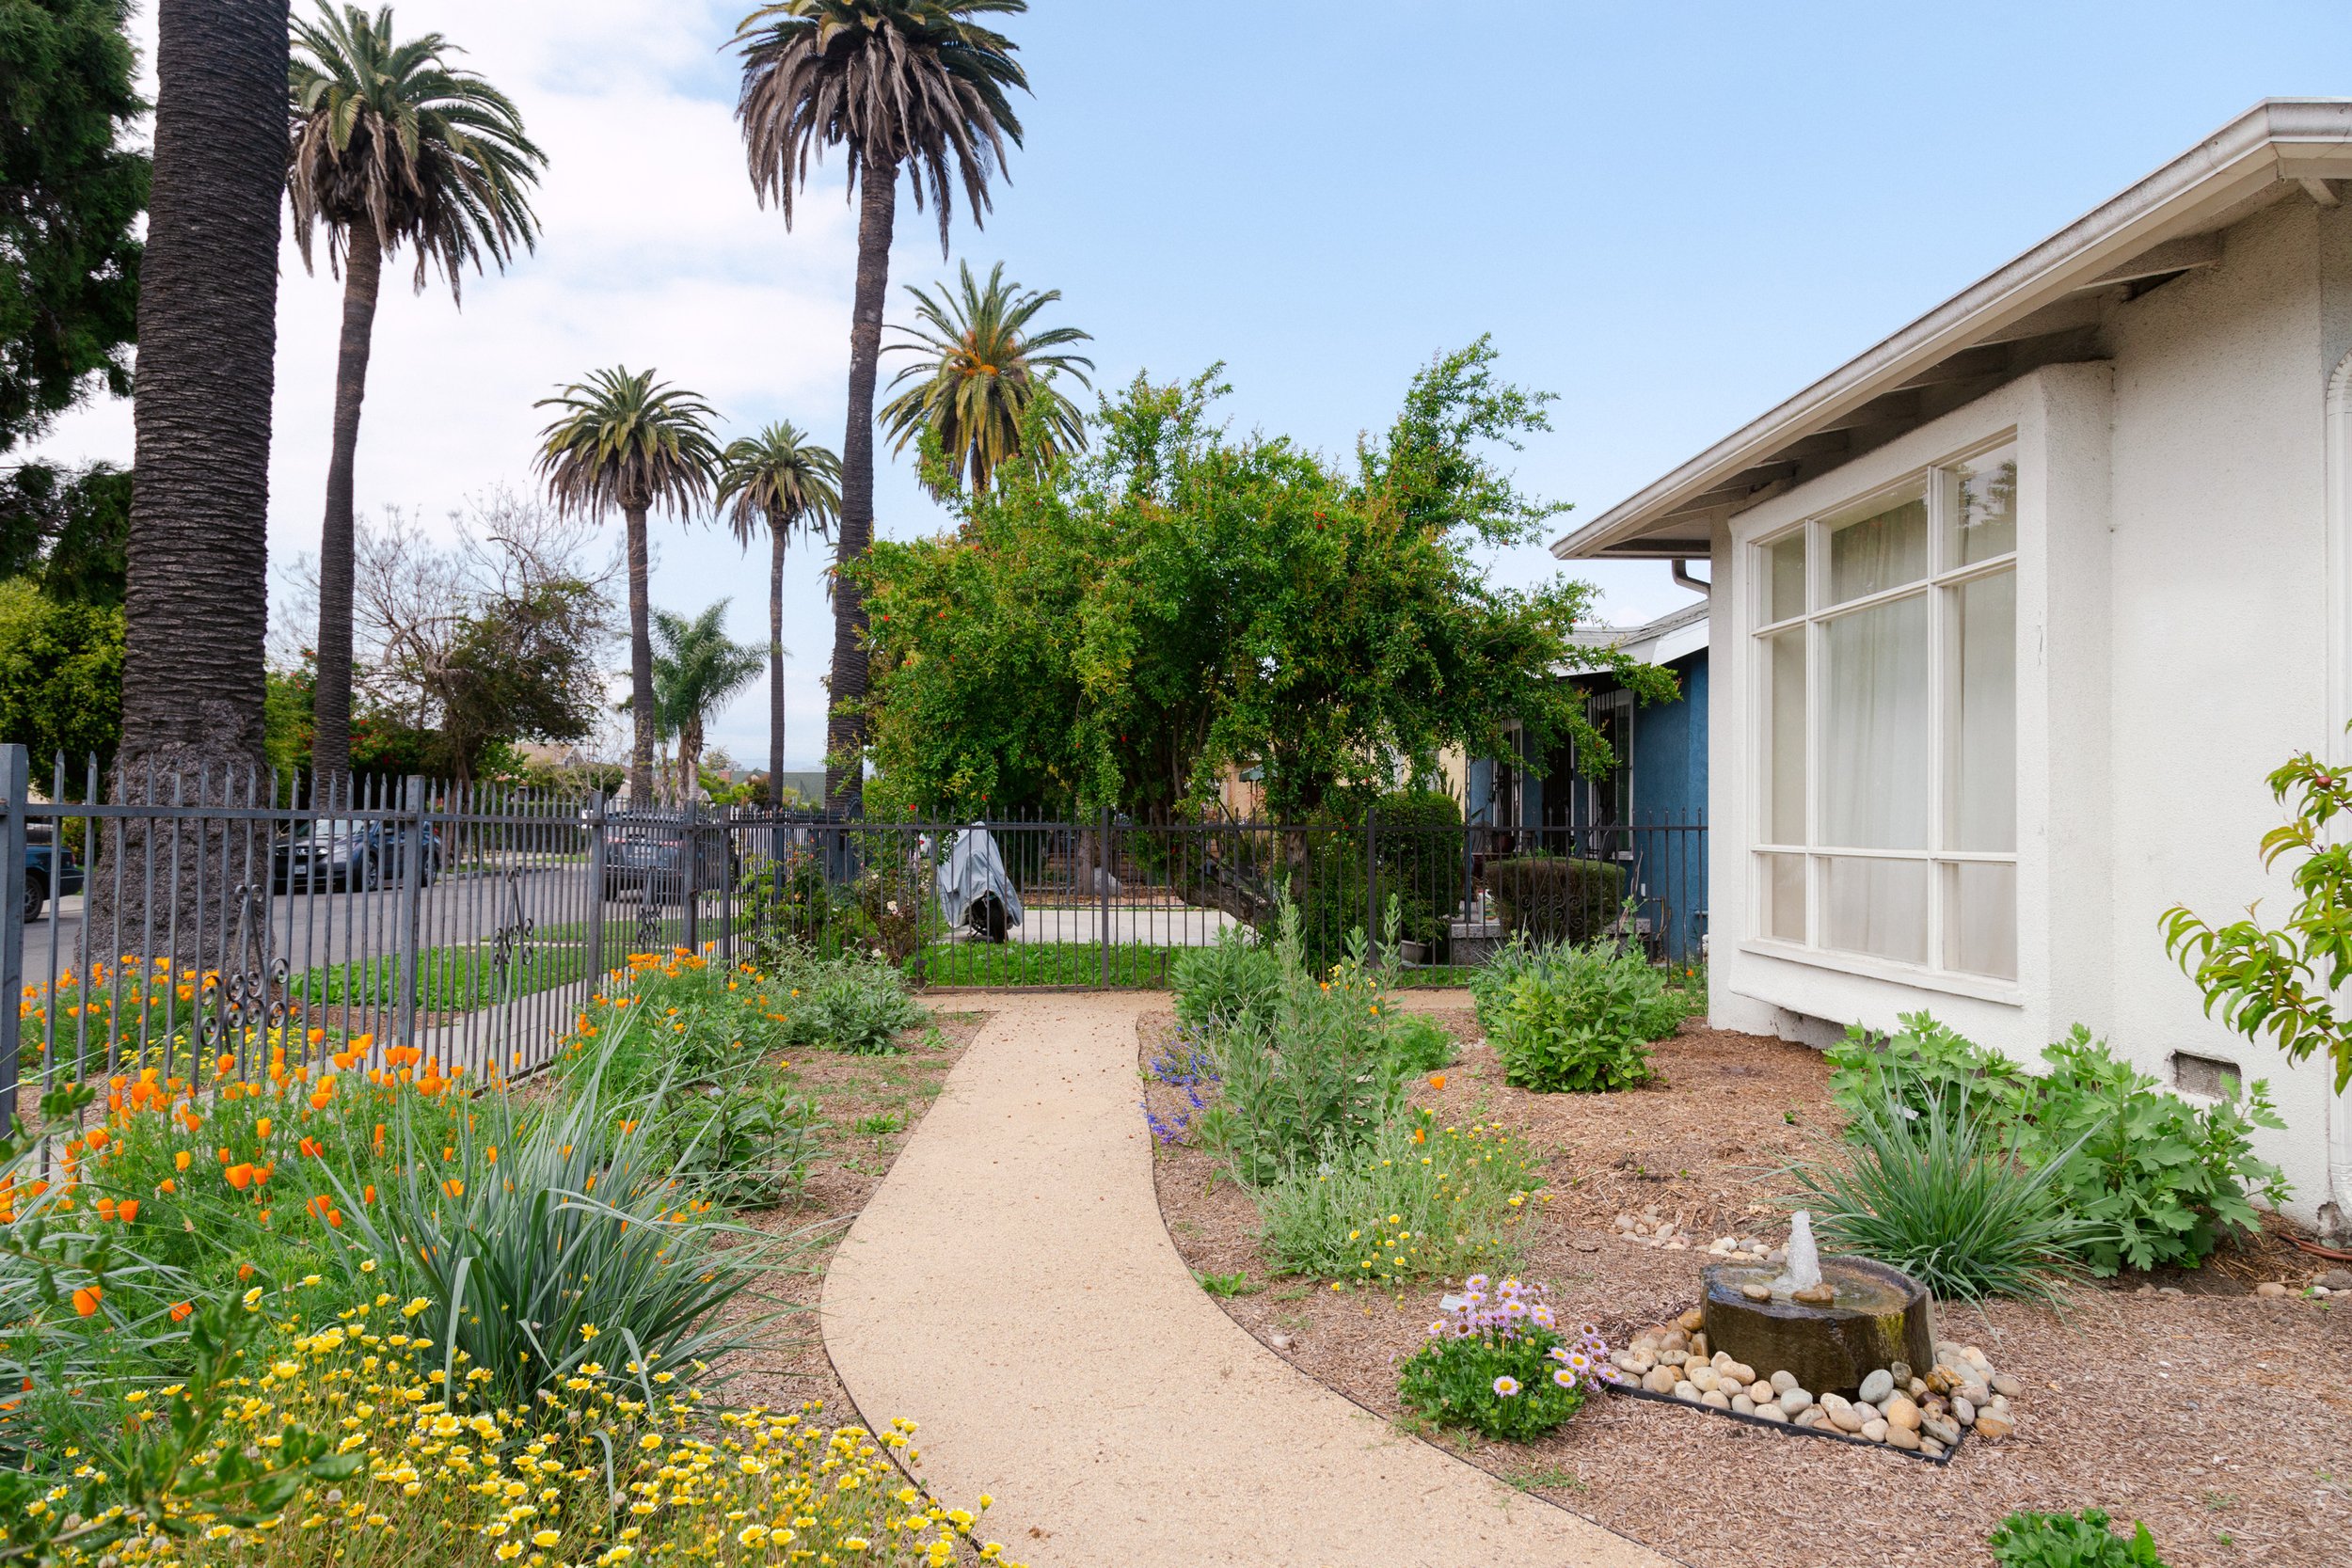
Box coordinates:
[0,0,146,451]
[857,339,1677,821]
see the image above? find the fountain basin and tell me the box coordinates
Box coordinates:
[1700,1256,1932,1399]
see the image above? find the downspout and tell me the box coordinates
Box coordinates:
[2326,350,2352,1240]
[1672,559,1711,595]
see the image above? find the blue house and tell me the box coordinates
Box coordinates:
[1463,599,1709,958]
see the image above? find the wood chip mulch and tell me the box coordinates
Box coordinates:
[1146,1000,2352,1568]
[709,1008,990,1420]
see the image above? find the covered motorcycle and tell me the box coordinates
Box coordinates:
[936,823,1023,942]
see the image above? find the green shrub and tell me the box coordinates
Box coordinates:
[1258,1109,1541,1282]
[1196,896,1406,1185]
[1788,1080,2098,1307]
[1988,1510,2169,1568]
[1372,787,1464,951]
[1382,1012,1457,1076]
[1485,940,1681,1093]
[1826,1013,2291,1274]
[1171,925,1279,1036]
[1483,854,1622,944]
[2019,1028,2288,1275]
[780,954,928,1054]
[664,1077,821,1209]
[1396,1282,1609,1442]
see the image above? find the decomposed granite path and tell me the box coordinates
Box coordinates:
[820,990,1677,1568]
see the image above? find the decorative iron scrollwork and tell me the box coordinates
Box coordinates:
[200,882,287,1061]
[489,867,537,990]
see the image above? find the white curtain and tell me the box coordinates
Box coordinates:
[1821,573,1931,960]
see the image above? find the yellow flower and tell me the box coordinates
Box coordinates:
[532,1529,560,1548]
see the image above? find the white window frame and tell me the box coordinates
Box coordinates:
[1744,433,2020,994]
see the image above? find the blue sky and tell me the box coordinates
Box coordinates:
[30,1,2352,768]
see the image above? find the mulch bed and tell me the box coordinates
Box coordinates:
[1146,1000,2352,1568]
[710,1008,990,1420]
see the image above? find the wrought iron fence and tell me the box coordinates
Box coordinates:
[1,740,1706,1130]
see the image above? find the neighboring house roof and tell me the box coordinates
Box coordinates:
[1552,98,2352,562]
[1561,597,1709,671]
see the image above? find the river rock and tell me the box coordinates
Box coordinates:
[1740,1282,1772,1302]
[1921,1436,1947,1458]
[1990,1373,2022,1398]
[1958,1379,1989,1407]
[1691,1331,1709,1359]
[1952,1396,1976,1428]
[1861,1418,1888,1443]
[1886,1425,1921,1451]
[1689,1368,1720,1394]
[1887,1361,1912,1384]
[1702,1390,1730,1410]
[2257,1282,2289,1297]
[1732,1394,1756,1415]
[1747,1379,1773,1403]
[1754,1404,1788,1423]
[1973,1410,2016,1440]
[1793,1407,1824,1429]
[1857,1369,1895,1404]
[1722,1359,1756,1386]
[1830,1403,1868,1433]
[1921,1415,1962,1447]
[2317,1268,2352,1291]
[1674,1380,1697,1401]
[1643,1367,1677,1394]
[1770,1370,1799,1394]
[1777,1386,1814,1415]
[1677,1308,1704,1334]
[1883,1395,1921,1432]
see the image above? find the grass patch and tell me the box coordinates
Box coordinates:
[1193,1269,1259,1297]
[290,941,596,1013]
[909,942,1175,988]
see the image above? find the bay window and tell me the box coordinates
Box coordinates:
[1753,440,2018,980]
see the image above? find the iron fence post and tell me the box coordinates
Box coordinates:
[1098,804,1113,990]
[586,790,607,981]
[394,774,425,1056]
[0,745,25,1126]
[682,799,701,957]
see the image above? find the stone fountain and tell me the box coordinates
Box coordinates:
[1700,1212,1934,1399]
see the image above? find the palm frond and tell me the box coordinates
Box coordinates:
[288,2,546,299]
[715,420,843,552]
[878,259,1091,493]
[534,366,723,520]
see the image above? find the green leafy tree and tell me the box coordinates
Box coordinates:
[880,259,1091,495]
[0,576,120,768]
[649,601,764,800]
[0,458,129,605]
[731,0,1030,813]
[0,0,146,451]
[858,340,1676,822]
[288,2,546,782]
[534,366,721,802]
[715,421,838,798]
[2162,732,2352,1094]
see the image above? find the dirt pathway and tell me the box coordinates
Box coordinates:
[820,990,1676,1568]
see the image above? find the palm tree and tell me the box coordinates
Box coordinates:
[108,0,289,952]
[651,603,764,800]
[534,367,721,803]
[289,4,545,783]
[715,422,840,800]
[880,261,1091,495]
[731,0,1029,814]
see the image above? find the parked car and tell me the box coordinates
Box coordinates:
[273,817,444,893]
[24,825,83,922]
[599,812,736,906]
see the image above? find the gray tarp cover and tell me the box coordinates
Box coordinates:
[936,824,1024,928]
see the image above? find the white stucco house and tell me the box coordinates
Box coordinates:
[1552,99,2352,1239]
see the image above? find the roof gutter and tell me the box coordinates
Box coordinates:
[1553,98,2352,561]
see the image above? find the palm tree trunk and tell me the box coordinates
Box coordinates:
[309,227,384,784]
[103,0,290,966]
[769,523,786,801]
[681,712,704,800]
[825,159,897,816]
[625,500,656,803]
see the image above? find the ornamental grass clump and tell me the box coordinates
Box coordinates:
[1195,897,1406,1185]
[1396,1276,1614,1442]
[1482,935,1681,1093]
[1258,1108,1543,1284]
[10,1284,1023,1568]
[1787,1079,2099,1307]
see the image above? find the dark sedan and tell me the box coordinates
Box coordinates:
[274,817,444,893]
[24,825,84,922]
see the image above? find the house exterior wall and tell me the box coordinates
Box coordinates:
[1708,196,2351,1233]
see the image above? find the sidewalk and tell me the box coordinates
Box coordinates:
[820,991,1675,1568]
